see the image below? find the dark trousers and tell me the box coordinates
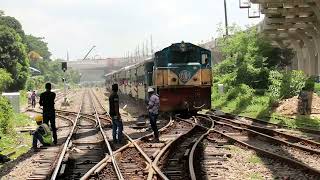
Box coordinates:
[31,99,36,108]
[43,111,57,144]
[32,131,49,148]
[149,112,159,139]
[112,116,123,143]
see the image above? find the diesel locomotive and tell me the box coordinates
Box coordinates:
[105,42,212,112]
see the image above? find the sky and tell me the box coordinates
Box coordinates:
[2,0,263,60]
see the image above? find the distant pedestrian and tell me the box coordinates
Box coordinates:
[147,87,160,142]
[32,115,52,151]
[39,83,57,145]
[109,84,123,143]
[31,91,36,108]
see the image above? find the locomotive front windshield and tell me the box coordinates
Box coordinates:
[170,50,199,64]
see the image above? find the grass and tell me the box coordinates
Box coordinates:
[0,113,35,161]
[212,92,320,130]
[13,113,35,127]
[247,154,263,164]
[249,172,264,180]
[19,90,28,108]
[0,132,32,159]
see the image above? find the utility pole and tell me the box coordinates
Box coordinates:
[150,35,154,55]
[224,0,229,36]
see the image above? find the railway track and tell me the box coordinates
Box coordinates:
[26,113,74,179]
[83,90,203,179]
[205,114,320,152]
[154,116,212,179]
[210,110,320,139]
[50,89,119,180]
[192,131,318,179]
[183,113,320,179]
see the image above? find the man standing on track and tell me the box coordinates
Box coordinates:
[39,83,57,145]
[109,84,123,143]
[147,87,160,142]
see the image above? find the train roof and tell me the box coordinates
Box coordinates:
[155,42,210,55]
[104,57,154,78]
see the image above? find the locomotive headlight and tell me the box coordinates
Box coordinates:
[180,41,186,52]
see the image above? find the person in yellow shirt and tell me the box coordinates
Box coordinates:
[32,115,53,151]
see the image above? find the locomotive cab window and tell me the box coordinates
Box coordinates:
[201,54,208,64]
[170,50,199,64]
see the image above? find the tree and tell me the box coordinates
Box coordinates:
[214,26,295,90]
[0,69,13,92]
[28,51,42,62]
[0,15,25,41]
[0,25,29,91]
[25,35,51,60]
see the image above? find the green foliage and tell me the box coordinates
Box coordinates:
[25,35,51,60]
[26,76,45,91]
[32,60,80,85]
[268,70,306,100]
[0,69,13,92]
[0,96,14,134]
[314,83,320,96]
[226,84,254,101]
[0,15,25,40]
[0,25,29,91]
[19,90,28,107]
[214,26,294,90]
[304,76,315,91]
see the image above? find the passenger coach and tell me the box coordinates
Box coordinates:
[105,42,212,112]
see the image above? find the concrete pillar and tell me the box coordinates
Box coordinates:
[290,39,305,72]
[296,31,316,75]
[305,28,320,75]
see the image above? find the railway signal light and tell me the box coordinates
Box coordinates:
[62,62,67,72]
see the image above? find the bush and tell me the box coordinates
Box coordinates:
[0,96,14,134]
[226,84,254,101]
[267,70,306,100]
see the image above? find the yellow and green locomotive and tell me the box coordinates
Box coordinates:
[105,42,212,112]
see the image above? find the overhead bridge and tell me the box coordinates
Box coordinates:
[68,58,123,84]
[252,0,320,76]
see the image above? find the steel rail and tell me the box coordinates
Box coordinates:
[151,118,199,180]
[212,118,320,155]
[26,109,75,126]
[189,116,214,180]
[211,129,320,176]
[180,114,320,177]
[203,114,320,150]
[81,89,124,180]
[50,91,84,180]
[90,89,171,179]
[212,110,320,135]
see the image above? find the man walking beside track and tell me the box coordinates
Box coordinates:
[147,87,160,142]
[109,84,123,143]
[39,83,57,145]
[31,91,36,108]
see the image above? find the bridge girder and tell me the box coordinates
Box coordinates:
[252,0,320,75]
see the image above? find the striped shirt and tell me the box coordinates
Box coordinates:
[148,94,160,114]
